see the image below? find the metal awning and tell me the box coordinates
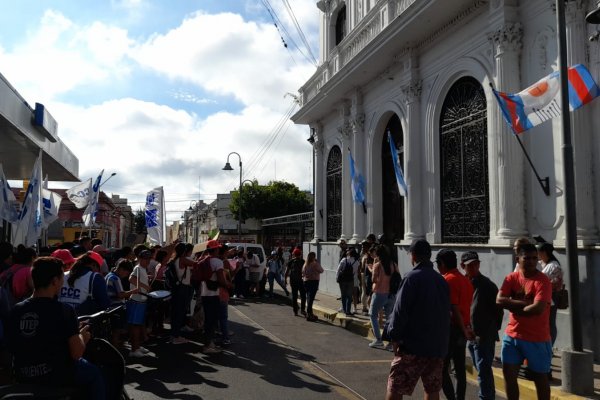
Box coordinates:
[0,72,79,181]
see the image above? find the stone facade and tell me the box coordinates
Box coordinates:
[293,0,600,358]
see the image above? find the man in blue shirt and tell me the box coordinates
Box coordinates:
[385,239,450,400]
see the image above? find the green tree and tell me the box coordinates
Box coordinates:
[229,180,311,221]
[134,208,147,234]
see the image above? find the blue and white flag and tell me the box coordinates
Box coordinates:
[348,150,366,204]
[145,186,165,244]
[66,178,92,209]
[13,150,44,246]
[0,164,19,223]
[83,170,103,227]
[388,131,408,197]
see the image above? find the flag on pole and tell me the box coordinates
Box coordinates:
[83,170,103,227]
[42,189,62,228]
[13,150,44,246]
[0,164,19,223]
[388,131,408,197]
[66,178,92,209]
[348,149,366,204]
[145,186,165,244]
[492,64,600,134]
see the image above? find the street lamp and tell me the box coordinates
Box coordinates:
[223,152,242,242]
[100,172,117,187]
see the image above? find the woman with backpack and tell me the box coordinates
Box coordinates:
[368,245,398,349]
[336,247,359,316]
[302,252,323,322]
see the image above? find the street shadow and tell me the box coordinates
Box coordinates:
[124,339,224,399]
[206,320,334,394]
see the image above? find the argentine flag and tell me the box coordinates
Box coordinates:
[388,131,407,197]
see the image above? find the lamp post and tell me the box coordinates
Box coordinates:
[223,152,242,242]
[557,0,595,395]
[100,172,117,187]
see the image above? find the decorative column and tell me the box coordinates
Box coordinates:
[311,123,325,242]
[401,77,424,242]
[338,102,353,241]
[487,21,529,244]
[565,0,599,244]
[350,90,367,242]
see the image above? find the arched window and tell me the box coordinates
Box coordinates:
[382,115,404,243]
[440,77,489,243]
[326,146,342,241]
[335,5,347,45]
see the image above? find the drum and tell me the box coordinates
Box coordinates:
[147,290,171,302]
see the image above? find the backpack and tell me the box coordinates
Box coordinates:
[164,260,184,291]
[337,259,354,283]
[193,257,215,283]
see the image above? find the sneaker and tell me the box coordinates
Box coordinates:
[181,325,194,333]
[369,340,384,348]
[203,344,221,354]
[171,337,189,345]
[129,349,147,358]
[238,295,244,299]
[385,343,393,351]
[301,310,307,316]
[139,346,150,354]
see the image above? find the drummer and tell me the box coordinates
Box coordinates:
[105,259,137,347]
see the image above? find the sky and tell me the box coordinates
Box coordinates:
[0,0,320,223]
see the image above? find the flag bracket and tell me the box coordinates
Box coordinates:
[514,134,551,196]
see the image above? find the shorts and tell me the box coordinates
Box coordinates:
[126,300,147,325]
[501,334,552,373]
[387,350,444,396]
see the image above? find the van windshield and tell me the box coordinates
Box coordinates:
[247,246,264,263]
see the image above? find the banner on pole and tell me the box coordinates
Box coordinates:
[145,186,164,244]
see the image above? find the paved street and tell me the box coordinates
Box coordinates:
[125,297,481,399]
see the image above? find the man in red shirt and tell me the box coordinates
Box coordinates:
[497,243,552,400]
[435,249,474,400]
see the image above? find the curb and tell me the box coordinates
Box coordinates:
[274,292,591,400]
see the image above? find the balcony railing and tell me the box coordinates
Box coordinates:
[299,0,416,107]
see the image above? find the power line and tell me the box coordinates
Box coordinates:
[281,0,318,65]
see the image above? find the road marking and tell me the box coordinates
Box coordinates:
[231,306,366,400]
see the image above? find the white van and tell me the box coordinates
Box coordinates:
[225,242,267,271]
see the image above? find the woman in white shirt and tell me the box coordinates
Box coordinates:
[537,242,563,347]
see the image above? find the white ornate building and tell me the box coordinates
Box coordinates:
[292,0,600,358]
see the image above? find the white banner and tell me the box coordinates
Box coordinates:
[66,178,92,209]
[13,150,44,246]
[42,188,62,228]
[145,186,164,244]
[0,164,19,223]
[83,170,103,227]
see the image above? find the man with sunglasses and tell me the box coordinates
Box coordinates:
[497,243,552,400]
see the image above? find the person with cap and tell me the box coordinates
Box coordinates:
[385,239,450,400]
[51,249,76,271]
[497,243,552,400]
[338,239,348,262]
[127,249,153,357]
[435,248,474,400]
[201,240,230,354]
[267,250,289,297]
[285,248,306,316]
[460,251,502,400]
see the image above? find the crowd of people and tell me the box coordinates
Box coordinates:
[0,233,566,400]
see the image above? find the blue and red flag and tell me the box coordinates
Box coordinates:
[492,64,600,134]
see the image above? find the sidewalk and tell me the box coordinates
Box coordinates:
[270,287,600,400]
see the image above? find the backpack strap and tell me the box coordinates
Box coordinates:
[87,272,95,300]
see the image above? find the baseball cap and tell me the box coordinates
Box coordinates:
[51,249,76,265]
[461,251,479,265]
[86,251,104,268]
[271,250,277,256]
[408,239,431,257]
[206,240,222,250]
[435,248,456,264]
[138,250,152,259]
[292,248,302,256]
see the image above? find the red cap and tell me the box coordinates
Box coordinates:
[87,251,104,268]
[206,240,222,250]
[51,249,76,265]
[292,248,302,256]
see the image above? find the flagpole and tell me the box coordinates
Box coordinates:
[488,82,550,196]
